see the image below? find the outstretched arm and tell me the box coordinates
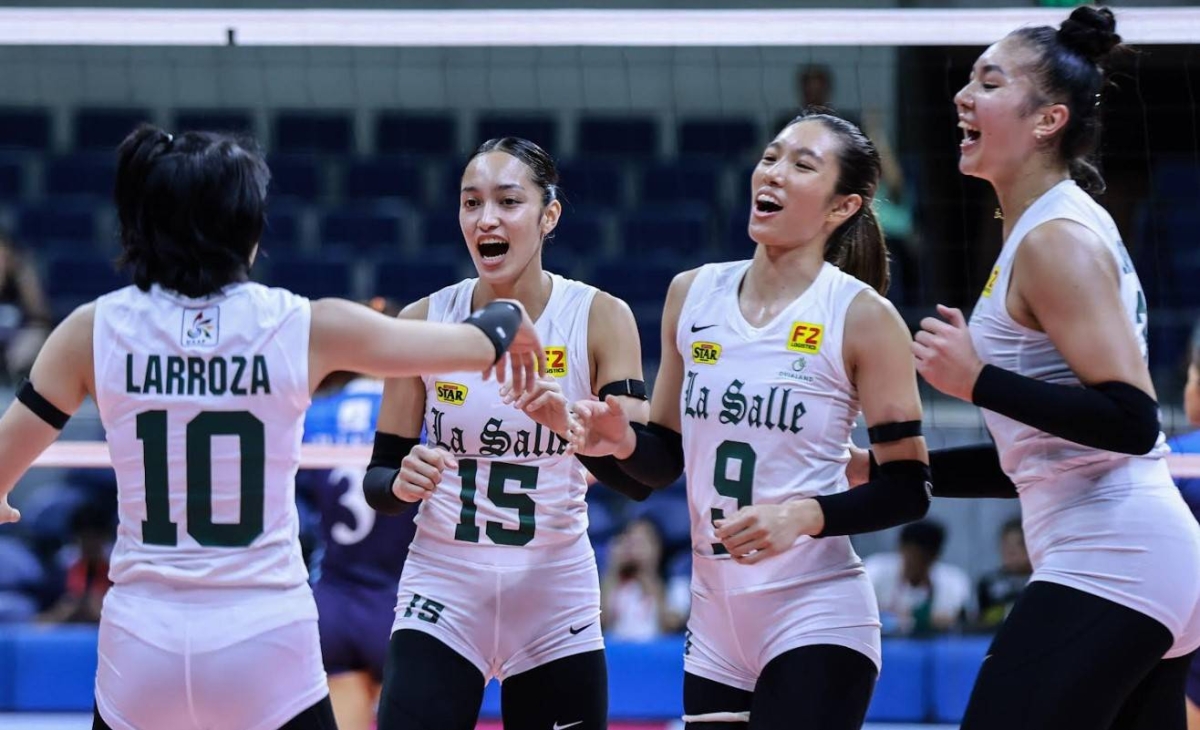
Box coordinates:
[0,304,95,521]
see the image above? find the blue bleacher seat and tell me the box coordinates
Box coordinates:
[376,112,457,156]
[371,258,462,303]
[722,210,754,255]
[1150,156,1200,201]
[475,113,558,151]
[319,207,408,252]
[0,158,23,199]
[558,159,625,209]
[0,108,51,151]
[640,160,723,207]
[636,312,662,363]
[45,253,128,315]
[678,117,760,158]
[173,109,255,135]
[549,210,606,250]
[618,204,711,257]
[274,111,354,155]
[16,203,97,246]
[268,155,324,203]
[268,257,353,300]
[45,153,118,199]
[74,108,152,151]
[591,260,678,312]
[343,157,424,203]
[421,207,463,247]
[261,206,305,251]
[577,116,659,157]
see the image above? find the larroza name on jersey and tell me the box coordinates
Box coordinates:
[545,346,568,377]
[435,381,468,405]
[692,341,722,364]
[786,322,824,354]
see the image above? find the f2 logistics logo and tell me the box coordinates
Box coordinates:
[545,346,568,377]
[787,322,824,354]
[691,341,722,365]
[434,381,468,405]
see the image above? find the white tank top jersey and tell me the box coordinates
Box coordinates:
[676,261,872,587]
[413,273,599,566]
[970,179,1200,656]
[93,283,313,596]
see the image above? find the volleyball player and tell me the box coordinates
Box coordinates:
[568,110,932,729]
[363,137,648,730]
[0,124,545,730]
[913,7,1200,729]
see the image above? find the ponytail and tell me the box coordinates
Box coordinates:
[826,205,889,296]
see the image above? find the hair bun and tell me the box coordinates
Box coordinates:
[1057,6,1121,65]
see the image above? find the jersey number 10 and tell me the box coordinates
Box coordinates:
[137,410,266,547]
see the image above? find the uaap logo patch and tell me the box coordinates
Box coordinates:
[691,342,722,365]
[544,346,568,378]
[181,308,219,347]
[435,381,468,405]
[786,322,823,354]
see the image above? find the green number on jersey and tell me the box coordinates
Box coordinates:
[454,459,539,546]
[710,439,756,555]
[138,410,266,547]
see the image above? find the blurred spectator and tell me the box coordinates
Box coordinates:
[0,231,51,382]
[39,502,114,624]
[1167,324,1200,730]
[975,517,1032,629]
[602,518,672,641]
[787,66,917,301]
[865,519,971,636]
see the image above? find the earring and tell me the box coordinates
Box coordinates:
[994,208,1004,220]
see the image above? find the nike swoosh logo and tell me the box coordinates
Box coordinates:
[690,323,717,332]
[568,622,594,635]
[553,722,583,730]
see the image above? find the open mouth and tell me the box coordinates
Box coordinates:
[477,239,510,262]
[754,194,783,215]
[959,121,981,148]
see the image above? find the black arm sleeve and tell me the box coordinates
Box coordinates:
[575,421,685,499]
[813,460,932,537]
[972,364,1160,455]
[616,422,686,489]
[928,443,1017,499]
[363,432,421,515]
[576,454,654,501]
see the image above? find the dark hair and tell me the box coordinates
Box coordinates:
[471,137,560,208]
[900,519,946,557]
[1011,6,1124,194]
[785,111,889,295]
[115,124,270,298]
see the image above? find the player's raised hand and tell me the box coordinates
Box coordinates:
[568,395,634,457]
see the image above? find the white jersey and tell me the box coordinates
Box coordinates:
[94,283,313,594]
[676,261,870,580]
[970,179,1200,657]
[413,273,598,565]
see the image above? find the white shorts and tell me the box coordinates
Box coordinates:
[95,584,327,730]
[684,557,882,692]
[393,539,604,680]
